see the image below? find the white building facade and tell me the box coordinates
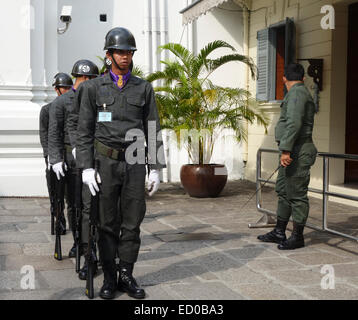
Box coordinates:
[0,0,246,196]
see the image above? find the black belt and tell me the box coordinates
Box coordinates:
[94,139,129,161]
[277,137,313,147]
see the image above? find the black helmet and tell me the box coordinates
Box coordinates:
[52,73,73,87]
[71,60,99,77]
[103,27,137,51]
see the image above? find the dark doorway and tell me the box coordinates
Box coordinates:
[345,2,358,183]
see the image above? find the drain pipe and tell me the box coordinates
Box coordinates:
[159,0,170,182]
[151,0,160,74]
[187,0,194,53]
[144,0,152,73]
[242,5,250,167]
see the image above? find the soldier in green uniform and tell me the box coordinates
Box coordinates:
[258,63,317,250]
[76,27,165,299]
[39,73,73,234]
[48,61,99,258]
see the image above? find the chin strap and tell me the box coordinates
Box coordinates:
[110,52,125,72]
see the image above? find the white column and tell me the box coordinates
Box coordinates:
[0,0,58,196]
[44,0,58,102]
[31,0,47,104]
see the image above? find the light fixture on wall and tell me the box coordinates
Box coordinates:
[57,6,72,35]
[297,58,324,113]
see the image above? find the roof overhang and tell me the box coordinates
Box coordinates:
[180,0,231,25]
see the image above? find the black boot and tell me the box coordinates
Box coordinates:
[79,249,98,280]
[257,218,288,244]
[99,260,117,300]
[278,222,305,250]
[117,262,145,299]
[68,243,76,258]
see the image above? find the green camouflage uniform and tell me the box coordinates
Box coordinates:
[274,83,317,225]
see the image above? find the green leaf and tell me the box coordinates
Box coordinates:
[147,40,268,164]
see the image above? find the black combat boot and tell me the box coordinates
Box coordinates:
[68,243,76,258]
[257,218,288,244]
[99,260,117,300]
[69,230,85,258]
[79,249,98,280]
[117,261,145,299]
[278,222,305,250]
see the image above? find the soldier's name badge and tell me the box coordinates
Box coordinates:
[98,111,112,122]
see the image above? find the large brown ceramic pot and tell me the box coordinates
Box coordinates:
[180,164,228,198]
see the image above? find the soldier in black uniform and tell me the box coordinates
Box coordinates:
[48,60,99,258]
[76,27,165,299]
[67,58,135,281]
[39,73,73,234]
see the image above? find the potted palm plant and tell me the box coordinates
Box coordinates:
[147,41,268,197]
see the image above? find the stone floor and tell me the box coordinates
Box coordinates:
[0,180,358,300]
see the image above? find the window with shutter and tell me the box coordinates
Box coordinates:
[256,18,296,102]
[256,29,270,101]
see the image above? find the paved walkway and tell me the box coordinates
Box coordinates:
[0,180,358,300]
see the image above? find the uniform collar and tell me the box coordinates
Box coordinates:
[101,71,140,88]
[290,82,304,90]
[283,82,304,101]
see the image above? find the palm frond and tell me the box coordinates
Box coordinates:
[147,40,266,164]
[205,54,257,79]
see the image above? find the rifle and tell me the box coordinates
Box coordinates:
[74,168,83,273]
[86,160,99,299]
[46,157,56,235]
[54,166,65,261]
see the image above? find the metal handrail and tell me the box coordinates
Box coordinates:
[249,148,358,242]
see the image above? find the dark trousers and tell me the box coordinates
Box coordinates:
[81,186,91,244]
[275,142,317,225]
[64,150,77,235]
[95,152,146,264]
[45,158,56,211]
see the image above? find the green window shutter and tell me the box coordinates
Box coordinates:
[256,28,270,101]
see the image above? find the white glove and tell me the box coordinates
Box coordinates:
[147,169,160,197]
[72,148,76,160]
[82,168,101,196]
[52,162,67,180]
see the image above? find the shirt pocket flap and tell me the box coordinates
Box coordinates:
[96,95,115,107]
[126,96,145,107]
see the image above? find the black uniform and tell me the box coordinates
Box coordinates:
[48,90,77,232]
[39,103,55,211]
[67,85,92,247]
[76,73,165,265]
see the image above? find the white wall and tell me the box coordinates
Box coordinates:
[0,0,58,196]
[0,0,246,195]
